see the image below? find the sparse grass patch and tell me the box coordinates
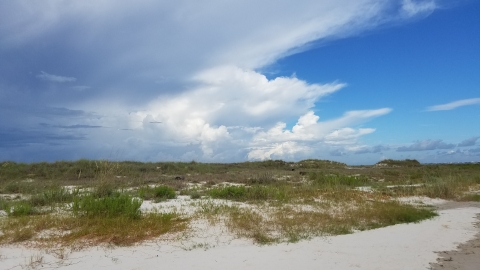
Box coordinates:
[209,186,247,200]
[180,188,203,199]
[220,199,437,244]
[0,212,188,246]
[29,186,78,207]
[61,213,187,246]
[208,185,286,201]
[226,206,276,244]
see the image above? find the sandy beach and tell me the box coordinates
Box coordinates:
[1,201,479,270]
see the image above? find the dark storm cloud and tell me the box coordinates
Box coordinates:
[0,129,86,148]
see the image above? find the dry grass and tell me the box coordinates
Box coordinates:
[193,189,438,244]
[0,213,188,247]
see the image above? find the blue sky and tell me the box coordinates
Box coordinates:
[0,0,479,164]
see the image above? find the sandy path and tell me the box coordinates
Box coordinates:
[429,201,480,270]
[1,203,480,270]
[431,226,480,270]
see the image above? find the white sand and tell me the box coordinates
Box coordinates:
[1,206,479,270]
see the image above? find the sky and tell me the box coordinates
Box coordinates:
[0,0,479,165]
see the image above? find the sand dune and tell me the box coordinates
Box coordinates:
[1,202,479,270]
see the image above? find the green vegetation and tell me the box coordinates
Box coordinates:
[0,159,478,247]
[0,213,187,246]
[309,172,370,187]
[208,185,287,201]
[375,159,421,167]
[5,201,36,217]
[72,193,142,219]
[139,185,177,201]
[196,197,438,244]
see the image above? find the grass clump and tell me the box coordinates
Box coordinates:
[353,201,438,229]
[5,201,36,217]
[72,193,142,219]
[139,185,177,201]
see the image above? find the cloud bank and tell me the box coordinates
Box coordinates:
[397,139,455,152]
[458,137,479,147]
[0,0,444,162]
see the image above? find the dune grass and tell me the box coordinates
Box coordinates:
[139,185,177,201]
[197,190,438,244]
[0,213,188,246]
[0,159,478,247]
